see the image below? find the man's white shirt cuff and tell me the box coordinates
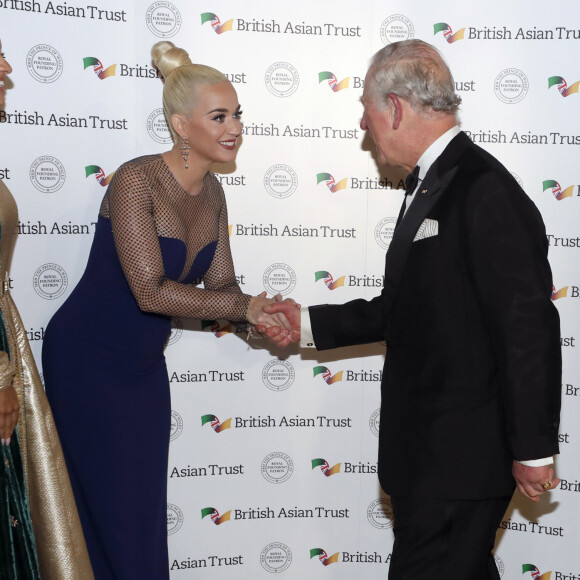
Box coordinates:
[516,457,554,467]
[300,307,315,348]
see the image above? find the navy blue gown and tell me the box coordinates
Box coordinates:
[42,156,250,579]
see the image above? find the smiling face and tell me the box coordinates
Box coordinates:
[0,40,13,108]
[173,81,243,166]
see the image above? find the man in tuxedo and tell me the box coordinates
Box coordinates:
[260,40,561,579]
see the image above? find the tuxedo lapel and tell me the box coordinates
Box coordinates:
[381,164,459,312]
[380,131,473,313]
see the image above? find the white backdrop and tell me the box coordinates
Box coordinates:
[1,1,578,577]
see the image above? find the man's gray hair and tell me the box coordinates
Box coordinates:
[366,39,461,116]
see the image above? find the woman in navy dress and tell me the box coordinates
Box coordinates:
[42,41,286,579]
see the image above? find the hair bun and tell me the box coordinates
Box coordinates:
[151,41,192,79]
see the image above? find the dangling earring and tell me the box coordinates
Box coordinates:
[179,135,190,169]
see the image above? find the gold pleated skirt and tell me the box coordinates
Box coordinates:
[1,290,94,580]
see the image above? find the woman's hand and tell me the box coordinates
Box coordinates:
[247,292,291,330]
[0,385,19,445]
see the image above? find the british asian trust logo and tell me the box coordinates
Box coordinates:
[433,22,465,43]
[551,285,568,301]
[201,12,234,34]
[522,563,552,579]
[83,57,117,79]
[318,71,350,92]
[201,414,231,433]
[315,271,345,290]
[85,165,115,186]
[548,76,580,97]
[201,319,233,337]
[543,180,576,200]
[311,458,341,477]
[313,366,343,385]
[317,172,348,192]
[310,548,339,566]
[201,507,231,525]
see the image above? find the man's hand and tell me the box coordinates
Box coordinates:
[247,292,290,331]
[256,299,301,347]
[512,461,560,502]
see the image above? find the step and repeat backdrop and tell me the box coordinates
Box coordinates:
[1,0,579,578]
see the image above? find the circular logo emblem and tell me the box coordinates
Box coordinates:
[262,360,295,392]
[367,498,394,529]
[33,263,68,300]
[26,44,63,83]
[494,69,529,104]
[146,108,172,144]
[260,542,293,573]
[374,216,397,250]
[265,62,300,98]
[146,1,182,38]
[510,172,523,188]
[261,452,294,484]
[493,553,505,577]
[380,15,415,45]
[369,408,381,437]
[170,410,184,441]
[29,156,66,193]
[166,503,184,535]
[263,263,297,296]
[167,317,183,346]
[264,164,298,199]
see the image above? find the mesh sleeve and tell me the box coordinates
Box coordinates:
[105,162,251,321]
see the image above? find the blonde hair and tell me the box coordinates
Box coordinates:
[151,41,228,142]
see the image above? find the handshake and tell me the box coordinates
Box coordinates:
[247,292,301,348]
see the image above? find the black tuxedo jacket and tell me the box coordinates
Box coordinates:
[309,132,561,500]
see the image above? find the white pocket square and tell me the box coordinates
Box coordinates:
[413,218,439,242]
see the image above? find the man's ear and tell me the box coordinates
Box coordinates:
[389,94,403,130]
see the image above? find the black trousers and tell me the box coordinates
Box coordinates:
[388,495,512,580]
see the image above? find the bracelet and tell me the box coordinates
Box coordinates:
[247,327,263,340]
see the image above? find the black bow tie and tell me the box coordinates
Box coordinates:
[395,166,420,229]
[405,165,420,195]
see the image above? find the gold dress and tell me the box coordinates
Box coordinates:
[0,179,94,579]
